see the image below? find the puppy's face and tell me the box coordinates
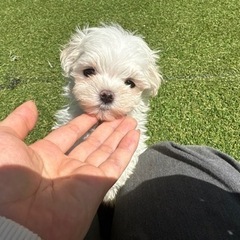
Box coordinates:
[61,25,162,121]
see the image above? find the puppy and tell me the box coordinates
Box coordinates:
[55,24,162,204]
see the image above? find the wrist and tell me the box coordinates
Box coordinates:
[0,216,41,239]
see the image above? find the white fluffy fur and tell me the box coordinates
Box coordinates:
[54,24,162,204]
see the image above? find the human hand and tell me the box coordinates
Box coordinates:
[0,101,139,240]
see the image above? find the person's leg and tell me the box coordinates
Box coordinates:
[112,142,240,240]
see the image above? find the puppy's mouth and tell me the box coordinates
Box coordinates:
[83,104,126,121]
[97,107,126,121]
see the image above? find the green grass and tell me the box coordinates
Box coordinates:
[0,0,239,160]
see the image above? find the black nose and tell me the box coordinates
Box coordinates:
[100,90,114,104]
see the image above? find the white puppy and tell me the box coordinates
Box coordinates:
[55,24,162,204]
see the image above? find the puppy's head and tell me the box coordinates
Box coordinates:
[61,24,162,121]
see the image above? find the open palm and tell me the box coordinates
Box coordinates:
[0,101,139,240]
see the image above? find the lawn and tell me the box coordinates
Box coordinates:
[0,0,239,160]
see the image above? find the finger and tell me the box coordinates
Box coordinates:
[99,129,140,181]
[0,101,38,139]
[41,114,98,153]
[69,117,137,162]
[83,117,138,166]
[68,117,125,159]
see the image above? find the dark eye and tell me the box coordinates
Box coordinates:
[83,68,95,77]
[125,78,136,88]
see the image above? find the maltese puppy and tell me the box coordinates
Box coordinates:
[54,24,162,204]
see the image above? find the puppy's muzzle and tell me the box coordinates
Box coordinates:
[100,90,114,104]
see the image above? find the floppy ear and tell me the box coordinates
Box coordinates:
[60,27,88,77]
[146,51,163,97]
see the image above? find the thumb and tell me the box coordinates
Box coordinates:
[0,101,38,139]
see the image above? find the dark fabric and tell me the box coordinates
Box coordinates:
[86,142,240,240]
